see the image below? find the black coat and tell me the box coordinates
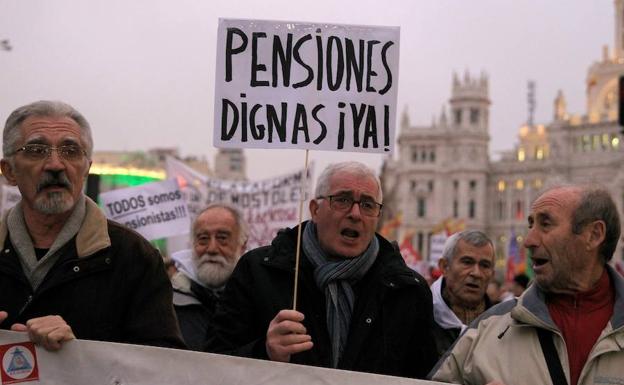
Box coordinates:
[0,200,185,349]
[206,222,437,379]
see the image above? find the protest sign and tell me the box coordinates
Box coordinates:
[429,232,448,264]
[214,18,400,153]
[0,331,445,385]
[166,156,312,250]
[99,179,190,241]
[0,185,20,217]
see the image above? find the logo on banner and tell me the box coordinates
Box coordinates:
[0,342,39,384]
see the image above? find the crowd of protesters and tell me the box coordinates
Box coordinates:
[1,100,623,385]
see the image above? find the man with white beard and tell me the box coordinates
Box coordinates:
[172,203,247,350]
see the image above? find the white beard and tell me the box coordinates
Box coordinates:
[194,253,237,288]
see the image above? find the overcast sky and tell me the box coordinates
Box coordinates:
[0,0,614,180]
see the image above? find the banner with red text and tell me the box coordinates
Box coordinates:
[166,156,312,250]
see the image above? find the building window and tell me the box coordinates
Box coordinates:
[453,200,459,218]
[468,200,476,219]
[417,232,424,254]
[410,180,416,191]
[428,180,434,192]
[454,109,462,125]
[515,179,524,190]
[453,180,459,191]
[411,147,419,162]
[421,150,427,162]
[470,108,480,124]
[517,148,526,162]
[469,180,477,190]
[535,147,544,160]
[497,180,506,192]
[429,150,436,162]
[515,200,524,220]
[417,198,426,218]
[497,200,505,220]
[533,179,543,189]
[613,136,620,149]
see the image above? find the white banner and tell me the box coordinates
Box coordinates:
[0,185,20,218]
[429,233,448,264]
[214,18,399,153]
[99,179,191,241]
[166,156,312,250]
[0,331,445,385]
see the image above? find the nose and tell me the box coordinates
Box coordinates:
[42,148,66,171]
[524,228,538,249]
[204,237,220,255]
[347,201,363,220]
[469,263,485,278]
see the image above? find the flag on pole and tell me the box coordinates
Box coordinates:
[506,230,526,282]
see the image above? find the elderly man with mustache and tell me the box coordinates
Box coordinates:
[0,100,184,350]
[171,203,247,351]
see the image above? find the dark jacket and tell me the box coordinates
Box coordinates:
[172,272,219,351]
[206,222,437,379]
[0,198,185,349]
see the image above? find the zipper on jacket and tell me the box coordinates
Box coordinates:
[17,295,33,318]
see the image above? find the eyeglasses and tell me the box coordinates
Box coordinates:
[317,194,383,217]
[15,144,86,162]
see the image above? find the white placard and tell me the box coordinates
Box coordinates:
[99,179,190,241]
[214,18,400,153]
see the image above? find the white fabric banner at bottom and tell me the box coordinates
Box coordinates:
[0,331,447,385]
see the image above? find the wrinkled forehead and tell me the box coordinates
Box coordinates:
[454,239,495,261]
[530,187,581,218]
[329,171,380,200]
[194,207,238,233]
[20,115,83,143]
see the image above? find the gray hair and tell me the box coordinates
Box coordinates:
[314,161,382,201]
[193,203,248,247]
[441,230,494,263]
[3,100,94,159]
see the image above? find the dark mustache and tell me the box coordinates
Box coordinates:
[36,172,72,193]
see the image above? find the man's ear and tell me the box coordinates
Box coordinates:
[438,257,448,273]
[585,220,606,252]
[0,159,17,186]
[309,199,319,221]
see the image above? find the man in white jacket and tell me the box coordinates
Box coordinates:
[431,230,495,357]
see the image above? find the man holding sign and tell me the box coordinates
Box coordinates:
[207,162,437,378]
[0,101,184,350]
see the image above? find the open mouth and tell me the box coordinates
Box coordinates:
[532,256,549,269]
[341,228,360,240]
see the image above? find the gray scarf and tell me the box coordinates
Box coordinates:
[302,221,379,368]
[7,195,86,291]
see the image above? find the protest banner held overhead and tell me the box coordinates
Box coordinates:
[166,156,313,250]
[214,18,400,153]
[99,179,190,241]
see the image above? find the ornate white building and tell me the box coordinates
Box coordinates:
[381,0,624,271]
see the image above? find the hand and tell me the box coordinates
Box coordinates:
[266,309,313,362]
[0,311,7,323]
[11,315,75,351]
